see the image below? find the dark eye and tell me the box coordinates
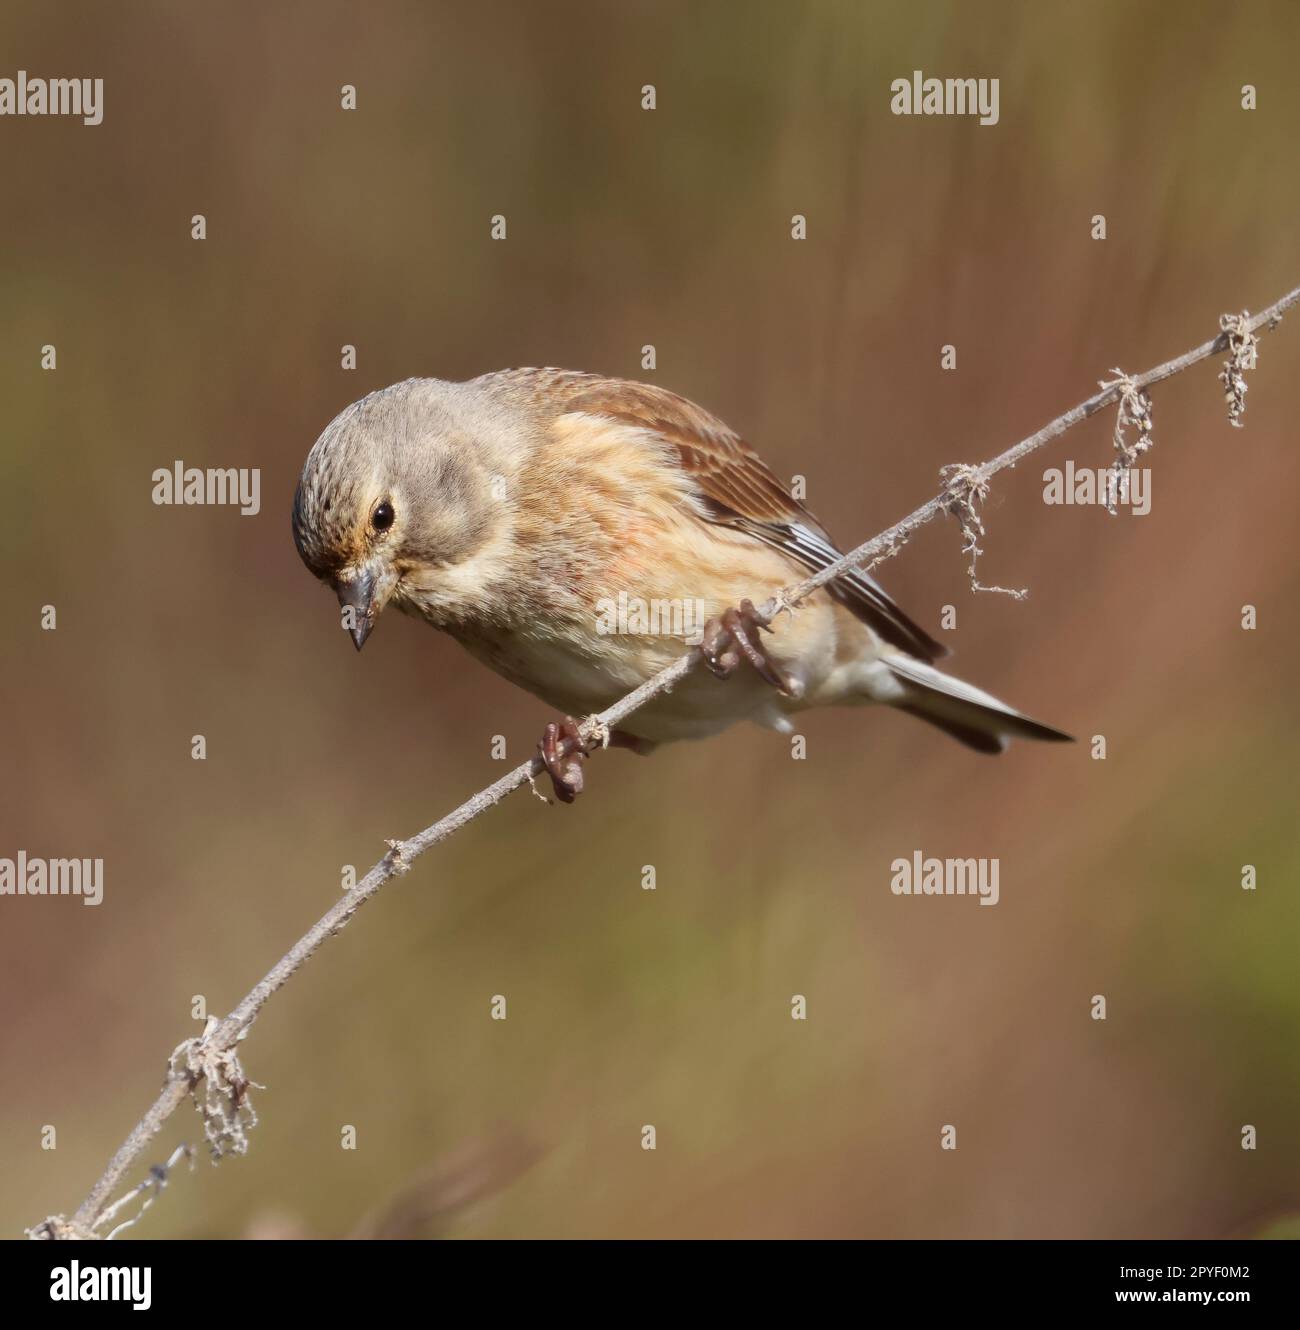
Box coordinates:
[372,500,395,532]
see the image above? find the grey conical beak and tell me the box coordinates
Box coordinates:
[335,569,377,650]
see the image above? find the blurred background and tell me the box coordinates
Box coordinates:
[2,0,1298,1239]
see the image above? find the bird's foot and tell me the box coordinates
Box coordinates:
[536,720,657,803]
[699,598,794,694]
[538,716,586,804]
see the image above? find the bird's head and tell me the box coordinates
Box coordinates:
[292,378,508,648]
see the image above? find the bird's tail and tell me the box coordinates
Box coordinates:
[883,654,1073,755]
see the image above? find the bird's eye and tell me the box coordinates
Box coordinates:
[372,500,395,532]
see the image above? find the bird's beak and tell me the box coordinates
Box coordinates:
[334,564,393,651]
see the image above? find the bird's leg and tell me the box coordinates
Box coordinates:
[536,721,658,804]
[699,598,794,694]
[538,716,586,803]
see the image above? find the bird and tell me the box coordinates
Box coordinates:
[292,370,1072,801]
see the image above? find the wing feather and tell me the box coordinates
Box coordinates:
[483,369,947,662]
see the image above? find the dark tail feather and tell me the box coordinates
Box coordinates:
[886,656,1073,755]
[896,704,1013,754]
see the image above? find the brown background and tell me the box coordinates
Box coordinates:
[2,0,1297,1238]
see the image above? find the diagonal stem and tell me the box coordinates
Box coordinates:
[40,282,1300,1239]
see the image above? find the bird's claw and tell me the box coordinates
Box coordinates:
[699,599,794,694]
[538,716,585,804]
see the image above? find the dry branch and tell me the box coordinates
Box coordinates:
[29,282,1300,1240]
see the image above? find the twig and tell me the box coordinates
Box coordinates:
[29,283,1300,1239]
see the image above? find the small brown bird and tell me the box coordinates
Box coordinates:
[293,371,1070,801]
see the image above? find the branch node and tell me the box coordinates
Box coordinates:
[169,1017,262,1162]
[383,837,414,875]
[1219,311,1259,428]
[581,718,612,750]
[939,463,1028,599]
[26,1215,96,1241]
[764,590,797,623]
[1097,368,1155,514]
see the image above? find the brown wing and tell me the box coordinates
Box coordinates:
[487,369,947,662]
